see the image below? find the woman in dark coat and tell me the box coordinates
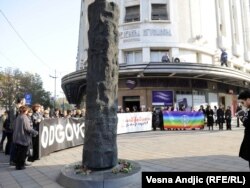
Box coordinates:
[217,105,225,130]
[225,106,232,130]
[206,105,214,130]
[152,107,158,131]
[31,104,44,161]
[158,108,165,131]
[3,111,12,155]
[238,90,250,169]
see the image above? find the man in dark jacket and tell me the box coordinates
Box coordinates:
[217,105,225,130]
[220,49,228,67]
[238,90,250,169]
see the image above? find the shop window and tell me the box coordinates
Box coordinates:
[125,51,142,64]
[125,5,140,23]
[151,4,169,20]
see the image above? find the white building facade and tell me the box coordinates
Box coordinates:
[62,0,250,113]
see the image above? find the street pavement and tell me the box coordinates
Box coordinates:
[0,119,249,188]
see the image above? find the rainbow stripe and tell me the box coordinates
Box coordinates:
[163,111,205,129]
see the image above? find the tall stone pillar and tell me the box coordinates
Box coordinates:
[82,0,119,169]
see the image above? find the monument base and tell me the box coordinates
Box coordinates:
[57,159,141,188]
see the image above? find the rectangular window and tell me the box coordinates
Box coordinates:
[125,52,134,64]
[150,50,169,62]
[125,5,140,23]
[134,51,142,63]
[151,4,168,20]
[125,51,142,64]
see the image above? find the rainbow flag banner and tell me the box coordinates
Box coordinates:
[163,111,205,129]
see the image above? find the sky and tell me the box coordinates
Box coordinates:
[0,0,81,98]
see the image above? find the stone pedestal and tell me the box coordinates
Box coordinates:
[57,160,141,188]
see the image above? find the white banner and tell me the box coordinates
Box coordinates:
[117,112,152,134]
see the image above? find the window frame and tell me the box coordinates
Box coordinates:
[151,3,169,21]
[124,50,142,64]
[125,5,140,23]
[150,50,169,62]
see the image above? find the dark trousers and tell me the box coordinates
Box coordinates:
[0,130,7,146]
[159,122,165,130]
[219,123,223,130]
[5,132,12,155]
[221,61,228,67]
[10,143,17,163]
[226,119,231,130]
[15,144,28,170]
[237,117,240,127]
[32,136,39,160]
[208,125,213,130]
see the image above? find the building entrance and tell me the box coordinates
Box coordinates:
[219,96,225,107]
[123,96,140,112]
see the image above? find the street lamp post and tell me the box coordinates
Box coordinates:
[49,69,57,111]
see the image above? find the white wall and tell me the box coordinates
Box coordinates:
[77,0,250,71]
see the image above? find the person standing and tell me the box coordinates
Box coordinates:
[213,106,218,126]
[152,107,158,131]
[225,106,232,130]
[220,49,228,67]
[237,90,250,169]
[159,107,165,131]
[2,111,12,155]
[236,104,242,127]
[206,105,214,130]
[12,106,38,170]
[26,108,34,162]
[161,53,170,63]
[9,97,26,165]
[217,105,225,130]
[199,105,206,127]
[31,104,44,161]
[0,111,8,152]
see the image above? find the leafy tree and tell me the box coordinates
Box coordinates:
[0,67,53,110]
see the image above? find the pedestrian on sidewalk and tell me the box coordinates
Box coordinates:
[0,111,8,151]
[2,111,12,155]
[213,106,218,126]
[237,90,250,169]
[13,105,38,170]
[236,104,242,127]
[9,97,26,166]
[206,105,214,130]
[217,105,225,130]
[225,106,232,130]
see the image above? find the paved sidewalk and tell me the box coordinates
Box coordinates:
[0,123,249,188]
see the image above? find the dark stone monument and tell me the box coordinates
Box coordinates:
[82,0,119,170]
[57,2,141,187]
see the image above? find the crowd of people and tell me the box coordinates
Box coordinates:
[0,97,248,173]
[0,97,85,170]
[118,103,241,131]
[198,104,236,131]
